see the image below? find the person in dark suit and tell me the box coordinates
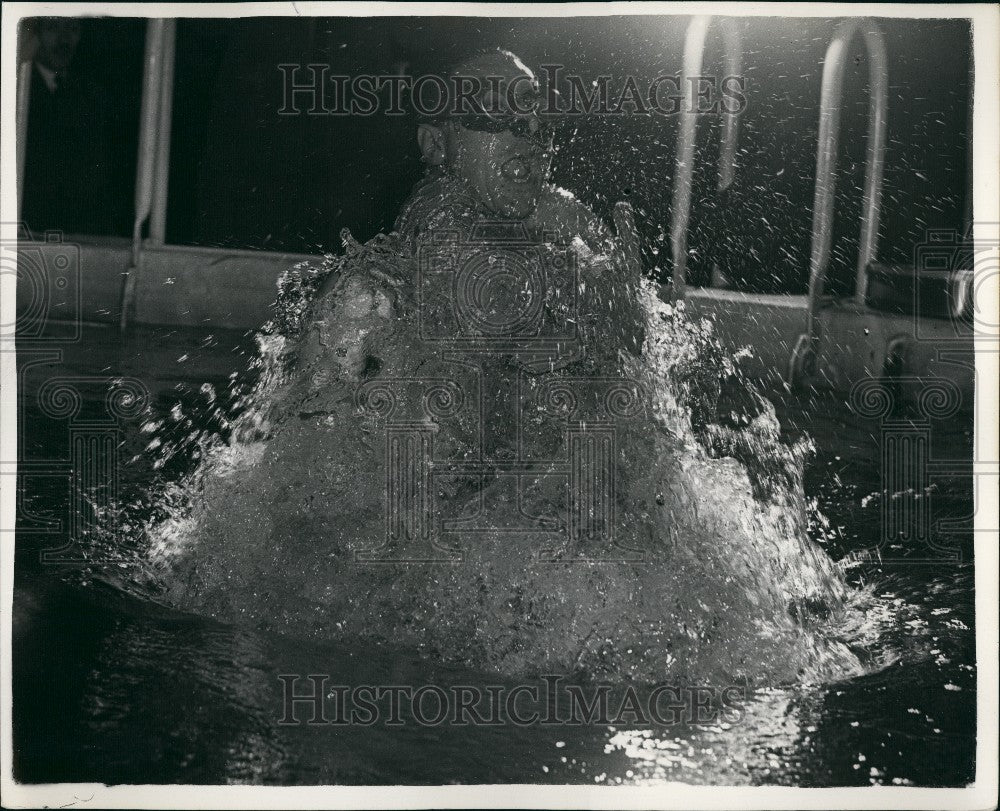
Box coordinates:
[21,17,116,236]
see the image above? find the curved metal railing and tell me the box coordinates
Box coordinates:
[791,18,888,383]
[669,15,743,299]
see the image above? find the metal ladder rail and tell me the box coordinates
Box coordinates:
[669,15,743,300]
[789,18,889,385]
[119,18,177,331]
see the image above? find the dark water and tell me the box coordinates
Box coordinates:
[13,325,976,786]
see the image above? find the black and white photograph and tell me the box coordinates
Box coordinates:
[1,2,997,808]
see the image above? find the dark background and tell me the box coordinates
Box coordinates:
[37,15,972,294]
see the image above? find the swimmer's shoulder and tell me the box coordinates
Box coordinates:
[533,184,614,248]
[394,171,479,244]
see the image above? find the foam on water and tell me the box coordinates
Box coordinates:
[138,229,881,686]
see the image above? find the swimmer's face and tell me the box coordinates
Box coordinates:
[35,18,81,73]
[418,52,553,219]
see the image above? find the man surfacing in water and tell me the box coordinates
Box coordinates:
[296,48,643,382]
[164,49,867,687]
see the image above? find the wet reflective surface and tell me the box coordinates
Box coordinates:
[13,325,976,786]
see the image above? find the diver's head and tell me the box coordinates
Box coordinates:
[416,49,552,220]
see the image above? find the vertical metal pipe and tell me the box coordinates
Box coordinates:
[149,19,177,246]
[718,20,742,193]
[131,19,165,263]
[805,20,855,337]
[669,15,711,299]
[855,26,888,304]
[16,60,33,221]
[121,19,166,330]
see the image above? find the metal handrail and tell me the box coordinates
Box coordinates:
[16,61,33,219]
[120,19,169,330]
[669,15,743,299]
[15,21,39,221]
[150,19,177,246]
[716,22,742,195]
[806,18,889,322]
[790,18,888,385]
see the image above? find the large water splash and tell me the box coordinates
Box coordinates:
[138,228,877,687]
